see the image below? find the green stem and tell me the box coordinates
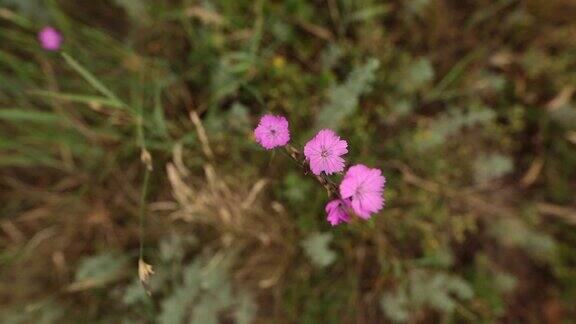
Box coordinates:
[139,168,150,259]
[283,144,342,200]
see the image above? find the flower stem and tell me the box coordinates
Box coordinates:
[284,144,342,200]
[139,168,150,260]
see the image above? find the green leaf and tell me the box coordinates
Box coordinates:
[490,218,556,260]
[61,53,125,108]
[414,104,496,151]
[381,288,410,322]
[301,232,337,268]
[0,299,65,324]
[0,108,61,124]
[2,0,48,22]
[316,58,380,130]
[157,253,253,324]
[112,0,148,23]
[234,291,257,324]
[550,104,576,128]
[32,90,124,109]
[408,271,473,313]
[189,298,219,324]
[382,270,474,322]
[158,260,202,324]
[493,272,518,293]
[71,252,129,290]
[159,288,197,324]
[398,58,434,94]
[211,52,256,104]
[345,4,391,23]
[473,153,513,183]
[122,279,149,306]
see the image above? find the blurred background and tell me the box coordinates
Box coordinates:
[1,0,576,322]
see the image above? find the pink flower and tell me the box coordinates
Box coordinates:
[254,114,290,149]
[303,129,348,175]
[325,199,351,226]
[38,26,63,51]
[339,164,385,219]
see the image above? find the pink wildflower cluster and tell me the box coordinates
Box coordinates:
[254,114,386,226]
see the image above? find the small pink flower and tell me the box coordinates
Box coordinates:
[325,199,351,226]
[304,129,348,175]
[339,164,386,219]
[254,114,290,149]
[38,26,63,51]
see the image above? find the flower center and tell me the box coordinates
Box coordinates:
[320,146,329,158]
[354,187,364,199]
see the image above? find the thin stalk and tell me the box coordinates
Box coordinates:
[284,144,342,201]
[139,169,150,259]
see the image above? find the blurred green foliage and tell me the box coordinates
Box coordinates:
[1,0,576,323]
[317,58,380,130]
[381,270,474,322]
[301,232,337,268]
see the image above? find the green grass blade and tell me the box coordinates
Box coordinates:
[61,53,125,107]
[0,108,61,124]
[31,90,125,109]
